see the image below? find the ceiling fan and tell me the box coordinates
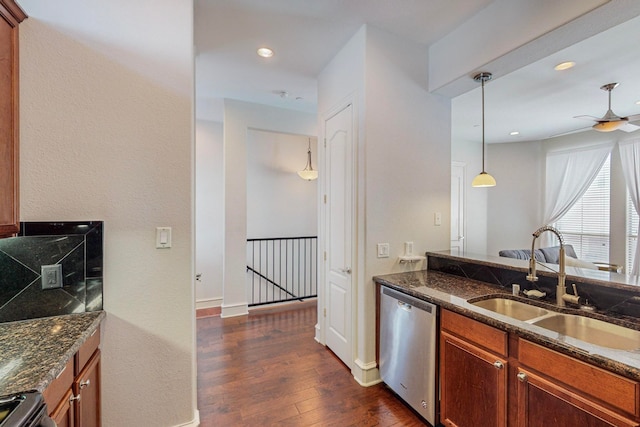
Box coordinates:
[575,82,640,133]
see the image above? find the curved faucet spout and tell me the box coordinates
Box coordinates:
[526,225,567,306]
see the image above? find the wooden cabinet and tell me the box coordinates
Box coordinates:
[516,367,638,427]
[440,309,508,427]
[74,350,101,427]
[439,309,640,426]
[45,329,101,427]
[0,0,25,238]
[517,339,639,427]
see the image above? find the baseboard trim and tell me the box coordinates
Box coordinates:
[173,409,200,426]
[195,297,221,310]
[221,302,249,318]
[352,358,381,387]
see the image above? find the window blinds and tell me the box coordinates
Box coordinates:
[556,155,610,263]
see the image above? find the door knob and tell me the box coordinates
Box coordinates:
[517,372,527,382]
[493,361,504,369]
[341,267,352,274]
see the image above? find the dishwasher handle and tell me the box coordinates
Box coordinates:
[398,301,412,311]
[381,286,435,314]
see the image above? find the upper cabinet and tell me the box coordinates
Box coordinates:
[0,0,25,238]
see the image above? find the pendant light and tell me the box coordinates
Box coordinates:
[471,72,496,188]
[297,138,318,181]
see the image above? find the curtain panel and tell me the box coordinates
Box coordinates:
[543,143,613,247]
[619,138,640,275]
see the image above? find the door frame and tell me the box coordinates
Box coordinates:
[451,161,467,254]
[316,96,359,372]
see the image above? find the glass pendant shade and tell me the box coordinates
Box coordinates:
[472,171,497,187]
[298,139,318,181]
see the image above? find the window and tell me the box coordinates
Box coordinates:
[627,192,639,274]
[555,155,610,263]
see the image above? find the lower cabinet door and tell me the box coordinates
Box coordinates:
[50,389,75,427]
[74,349,101,427]
[440,331,507,427]
[516,368,639,427]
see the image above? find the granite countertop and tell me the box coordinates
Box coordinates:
[0,311,105,396]
[373,269,640,382]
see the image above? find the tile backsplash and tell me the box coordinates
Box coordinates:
[0,221,103,323]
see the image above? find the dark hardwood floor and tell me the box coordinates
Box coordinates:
[197,301,427,426]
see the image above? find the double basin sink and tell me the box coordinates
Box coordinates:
[471,297,640,350]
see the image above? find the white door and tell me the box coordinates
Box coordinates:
[324,104,353,367]
[451,162,466,255]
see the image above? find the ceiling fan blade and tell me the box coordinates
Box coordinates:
[574,115,600,122]
[548,126,591,139]
[620,122,640,133]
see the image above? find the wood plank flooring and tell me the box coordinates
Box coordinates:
[197,301,427,426]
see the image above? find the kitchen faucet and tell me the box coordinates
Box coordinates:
[526,225,568,307]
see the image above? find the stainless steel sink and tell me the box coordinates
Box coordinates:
[471,298,549,321]
[531,314,640,350]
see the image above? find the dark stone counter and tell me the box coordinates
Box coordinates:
[0,311,105,396]
[373,269,640,382]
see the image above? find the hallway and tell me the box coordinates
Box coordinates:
[196,302,426,426]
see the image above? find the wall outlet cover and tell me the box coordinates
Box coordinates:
[41,264,63,290]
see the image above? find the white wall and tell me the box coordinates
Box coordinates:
[247,130,318,238]
[196,120,223,309]
[486,141,543,256]
[318,24,450,385]
[223,100,317,318]
[19,2,196,426]
[362,24,451,379]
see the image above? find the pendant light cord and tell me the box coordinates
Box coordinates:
[481,77,486,173]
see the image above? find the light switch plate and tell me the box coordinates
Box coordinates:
[377,243,390,258]
[434,212,442,226]
[156,227,172,249]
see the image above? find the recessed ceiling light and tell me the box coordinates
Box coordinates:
[554,61,575,71]
[257,47,274,58]
[510,131,520,136]
[636,100,640,105]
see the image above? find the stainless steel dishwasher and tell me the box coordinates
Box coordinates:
[379,286,437,425]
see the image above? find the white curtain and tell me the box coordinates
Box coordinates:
[543,143,613,246]
[619,138,640,275]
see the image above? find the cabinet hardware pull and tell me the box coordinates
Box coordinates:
[517,372,527,382]
[493,361,504,369]
[70,394,81,403]
[80,379,91,389]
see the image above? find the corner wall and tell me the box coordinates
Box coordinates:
[196,120,224,309]
[223,100,317,318]
[19,2,196,425]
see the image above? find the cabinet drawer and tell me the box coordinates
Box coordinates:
[441,309,508,357]
[519,339,640,417]
[75,327,100,375]
[43,356,74,414]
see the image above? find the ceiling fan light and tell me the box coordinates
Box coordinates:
[593,120,626,132]
[472,172,496,188]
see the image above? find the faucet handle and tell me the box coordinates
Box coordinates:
[562,283,581,305]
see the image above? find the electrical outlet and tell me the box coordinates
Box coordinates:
[434,212,442,226]
[41,264,63,290]
[377,243,390,258]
